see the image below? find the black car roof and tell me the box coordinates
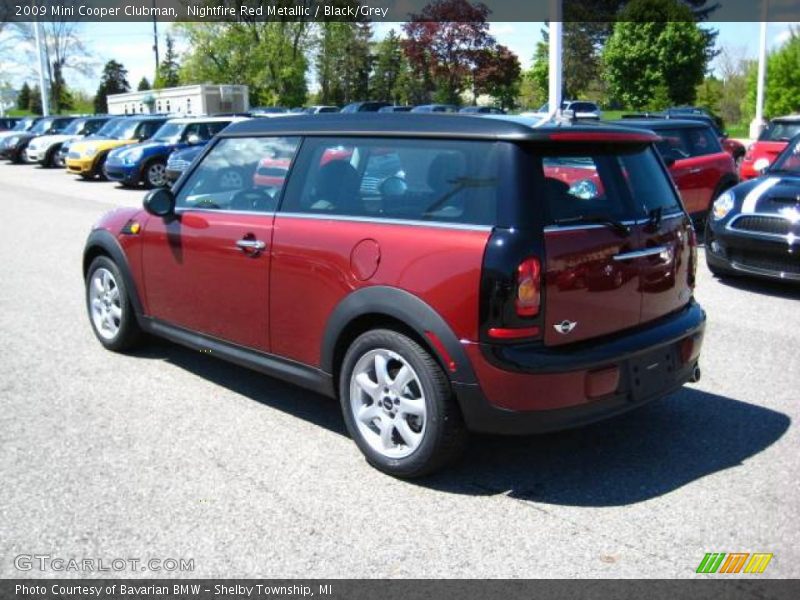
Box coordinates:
[221,113,658,142]
[612,118,708,130]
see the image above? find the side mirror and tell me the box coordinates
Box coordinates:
[143,188,175,216]
[186,133,202,145]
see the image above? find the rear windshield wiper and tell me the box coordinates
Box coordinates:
[554,214,631,236]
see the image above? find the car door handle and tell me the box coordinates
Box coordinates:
[236,238,266,255]
[613,246,668,261]
[687,167,703,174]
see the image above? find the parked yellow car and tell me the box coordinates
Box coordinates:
[66,116,167,180]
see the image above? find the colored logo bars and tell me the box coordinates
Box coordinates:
[696,553,773,574]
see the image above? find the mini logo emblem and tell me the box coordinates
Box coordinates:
[554,320,577,335]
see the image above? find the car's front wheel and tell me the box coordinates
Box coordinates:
[339,329,467,478]
[86,256,143,352]
[144,159,167,188]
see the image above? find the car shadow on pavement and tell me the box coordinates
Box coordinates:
[132,340,349,437]
[421,387,790,506]
[133,341,789,506]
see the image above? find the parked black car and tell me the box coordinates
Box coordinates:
[340,101,392,113]
[0,117,21,131]
[459,106,505,115]
[377,105,413,113]
[0,116,75,163]
[705,133,800,283]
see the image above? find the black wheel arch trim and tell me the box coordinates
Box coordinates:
[83,229,145,318]
[321,286,477,385]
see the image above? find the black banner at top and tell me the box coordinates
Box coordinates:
[1,0,798,23]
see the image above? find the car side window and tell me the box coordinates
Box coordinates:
[183,122,210,141]
[655,129,691,161]
[282,137,500,225]
[206,121,230,136]
[84,120,103,135]
[175,136,300,214]
[685,127,721,156]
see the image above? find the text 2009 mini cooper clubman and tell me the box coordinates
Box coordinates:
[84,115,706,477]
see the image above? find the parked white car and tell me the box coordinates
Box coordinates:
[522,100,602,121]
[26,116,112,167]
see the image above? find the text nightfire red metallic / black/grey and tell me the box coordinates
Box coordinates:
[83,114,705,478]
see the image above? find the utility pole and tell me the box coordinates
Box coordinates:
[548,0,563,120]
[33,17,50,116]
[750,1,769,139]
[152,0,160,74]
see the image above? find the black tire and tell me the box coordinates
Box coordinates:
[79,172,94,180]
[339,328,467,478]
[143,158,167,188]
[95,154,109,181]
[43,146,59,168]
[85,256,143,352]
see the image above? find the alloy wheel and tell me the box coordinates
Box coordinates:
[349,348,427,459]
[89,267,122,340]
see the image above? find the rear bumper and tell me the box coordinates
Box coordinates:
[455,301,706,435]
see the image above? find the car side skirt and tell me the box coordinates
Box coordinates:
[140,317,336,398]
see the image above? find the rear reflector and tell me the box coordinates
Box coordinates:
[424,330,457,373]
[515,257,541,317]
[488,326,541,340]
[585,366,620,399]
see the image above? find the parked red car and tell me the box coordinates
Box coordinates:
[83,115,705,477]
[616,119,738,223]
[739,115,800,180]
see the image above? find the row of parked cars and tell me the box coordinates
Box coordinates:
[1,108,798,287]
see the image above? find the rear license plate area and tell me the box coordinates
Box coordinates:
[628,346,679,401]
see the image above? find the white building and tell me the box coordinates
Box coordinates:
[107,84,249,116]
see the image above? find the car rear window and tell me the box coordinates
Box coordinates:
[760,121,800,142]
[535,145,682,225]
[282,137,500,226]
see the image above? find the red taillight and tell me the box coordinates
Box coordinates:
[515,257,541,317]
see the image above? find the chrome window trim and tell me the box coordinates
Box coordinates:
[276,212,493,232]
[174,207,275,217]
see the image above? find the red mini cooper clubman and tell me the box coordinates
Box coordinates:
[83,115,706,478]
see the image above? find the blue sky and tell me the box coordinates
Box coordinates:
[2,21,798,95]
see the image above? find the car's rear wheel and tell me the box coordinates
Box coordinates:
[339,329,467,478]
[86,256,143,352]
[144,159,167,188]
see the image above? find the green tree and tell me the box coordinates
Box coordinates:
[178,21,310,107]
[154,34,181,89]
[370,29,407,104]
[316,22,372,105]
[743,29,800,120]
[17,82,31,111]
[29,85,43,115]
[603,0,709,109]
[50,62,74,112]
[94,60,130,114]
[695,75,723,115]
[137,77,151,91]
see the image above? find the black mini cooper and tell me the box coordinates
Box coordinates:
[706,133,800,283]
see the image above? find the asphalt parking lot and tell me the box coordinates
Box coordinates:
[0,163,798,580]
